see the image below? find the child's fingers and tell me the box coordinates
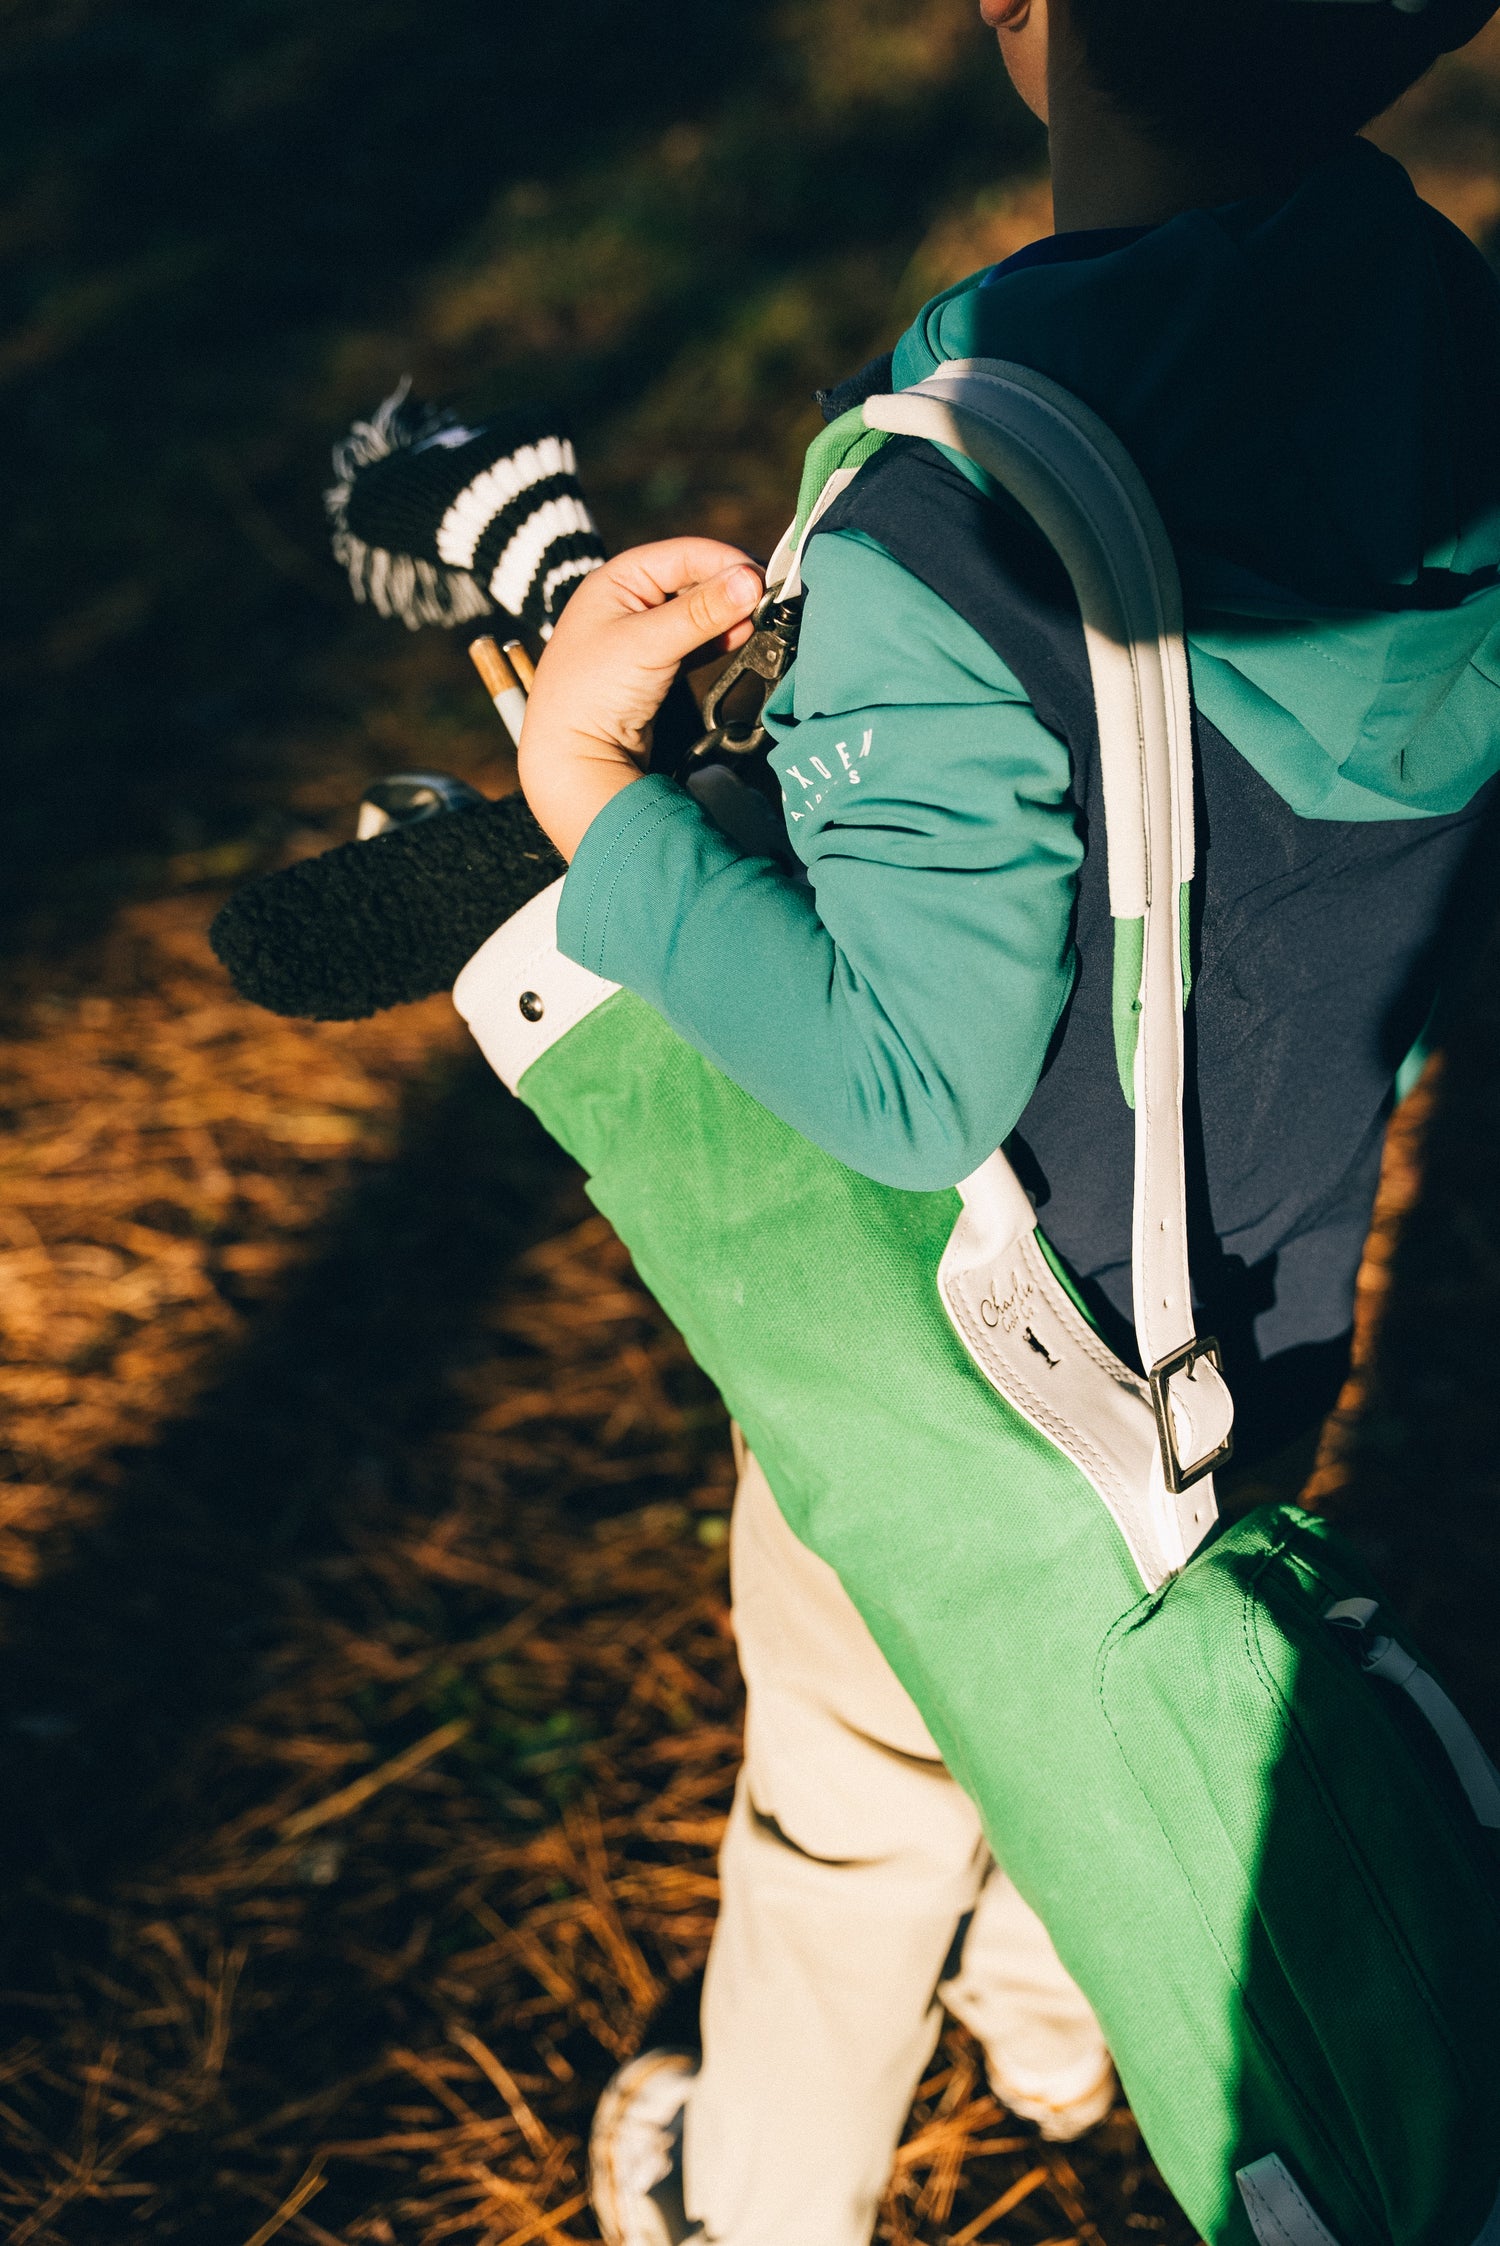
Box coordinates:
[627,561,765,671]
[608,538,762,611]
[527,537,765,788]
[599,538,765,662]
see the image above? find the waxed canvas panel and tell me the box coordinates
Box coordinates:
[516,991,1500,2246]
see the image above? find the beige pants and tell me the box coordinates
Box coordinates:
[683,1447,1113,2246]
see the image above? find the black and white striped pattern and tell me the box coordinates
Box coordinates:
[325,382,606,636]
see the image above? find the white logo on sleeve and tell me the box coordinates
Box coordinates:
[781,728,873,821]
[836,729,873,782]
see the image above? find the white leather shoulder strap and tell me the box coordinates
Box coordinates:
[862,360,1228,1475]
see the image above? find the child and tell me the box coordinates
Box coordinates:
[516,1,1500,2240]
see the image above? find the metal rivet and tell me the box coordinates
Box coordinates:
[518,990,544,1022]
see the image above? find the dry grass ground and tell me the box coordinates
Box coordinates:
[0,897,1203,2245]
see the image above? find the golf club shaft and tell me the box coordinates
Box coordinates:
[468,635,529,746]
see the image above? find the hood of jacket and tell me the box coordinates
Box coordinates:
[892,140,1500,819]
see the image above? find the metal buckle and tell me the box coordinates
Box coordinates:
[1148,1335,1233,1494]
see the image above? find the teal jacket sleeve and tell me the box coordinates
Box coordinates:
[554,528,1082,1192]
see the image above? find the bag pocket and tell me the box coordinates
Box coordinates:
[1099,1506,1500,2246]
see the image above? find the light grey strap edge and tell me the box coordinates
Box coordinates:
[1236,2157,1343,2246]
[1240,2154,1500,2246]
[1325,1599,1500,1829]
[1473,2177,1500,2246]
[1389,1659,1500,1827]
[863,365,1203,1409]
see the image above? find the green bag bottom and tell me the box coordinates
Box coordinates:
[517,988,1500,2246]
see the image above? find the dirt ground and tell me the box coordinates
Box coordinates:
[5,4,1500,2240]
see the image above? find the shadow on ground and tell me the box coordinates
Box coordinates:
[0,1055,570,1931]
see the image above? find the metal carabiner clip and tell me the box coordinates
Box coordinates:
[686,588,805,766]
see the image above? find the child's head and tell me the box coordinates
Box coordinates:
[987,0,1494,167]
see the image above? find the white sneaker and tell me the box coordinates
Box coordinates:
[589,2048,704,2246]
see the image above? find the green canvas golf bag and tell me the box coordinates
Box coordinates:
[452,362,1500,2246]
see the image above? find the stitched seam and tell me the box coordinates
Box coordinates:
[942,1278,1163,1581]
[1240,2175,1317,2246]
[1228,1549,1391,2219]
[1096,1595,1369,2216]
[946,1289,1121,1491]
[1280,635,1459,688]
[948,1293,1098,1463]
[1243,1540,1476,2082]
[576,787,692,971]
[1019,1237,1145,1387]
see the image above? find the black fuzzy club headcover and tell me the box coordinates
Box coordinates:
[209,793,564,1021]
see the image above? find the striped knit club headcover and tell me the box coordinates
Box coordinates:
[325,381,607,636]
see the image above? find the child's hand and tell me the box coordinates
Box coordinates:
[517,538,764,862]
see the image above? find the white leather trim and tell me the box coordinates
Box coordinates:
[940,1153,1214,1592]
[451,878,618,1095]
[867,361,1224,1571]
[766,465,865,605]
[1236,2157,1343,2246]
